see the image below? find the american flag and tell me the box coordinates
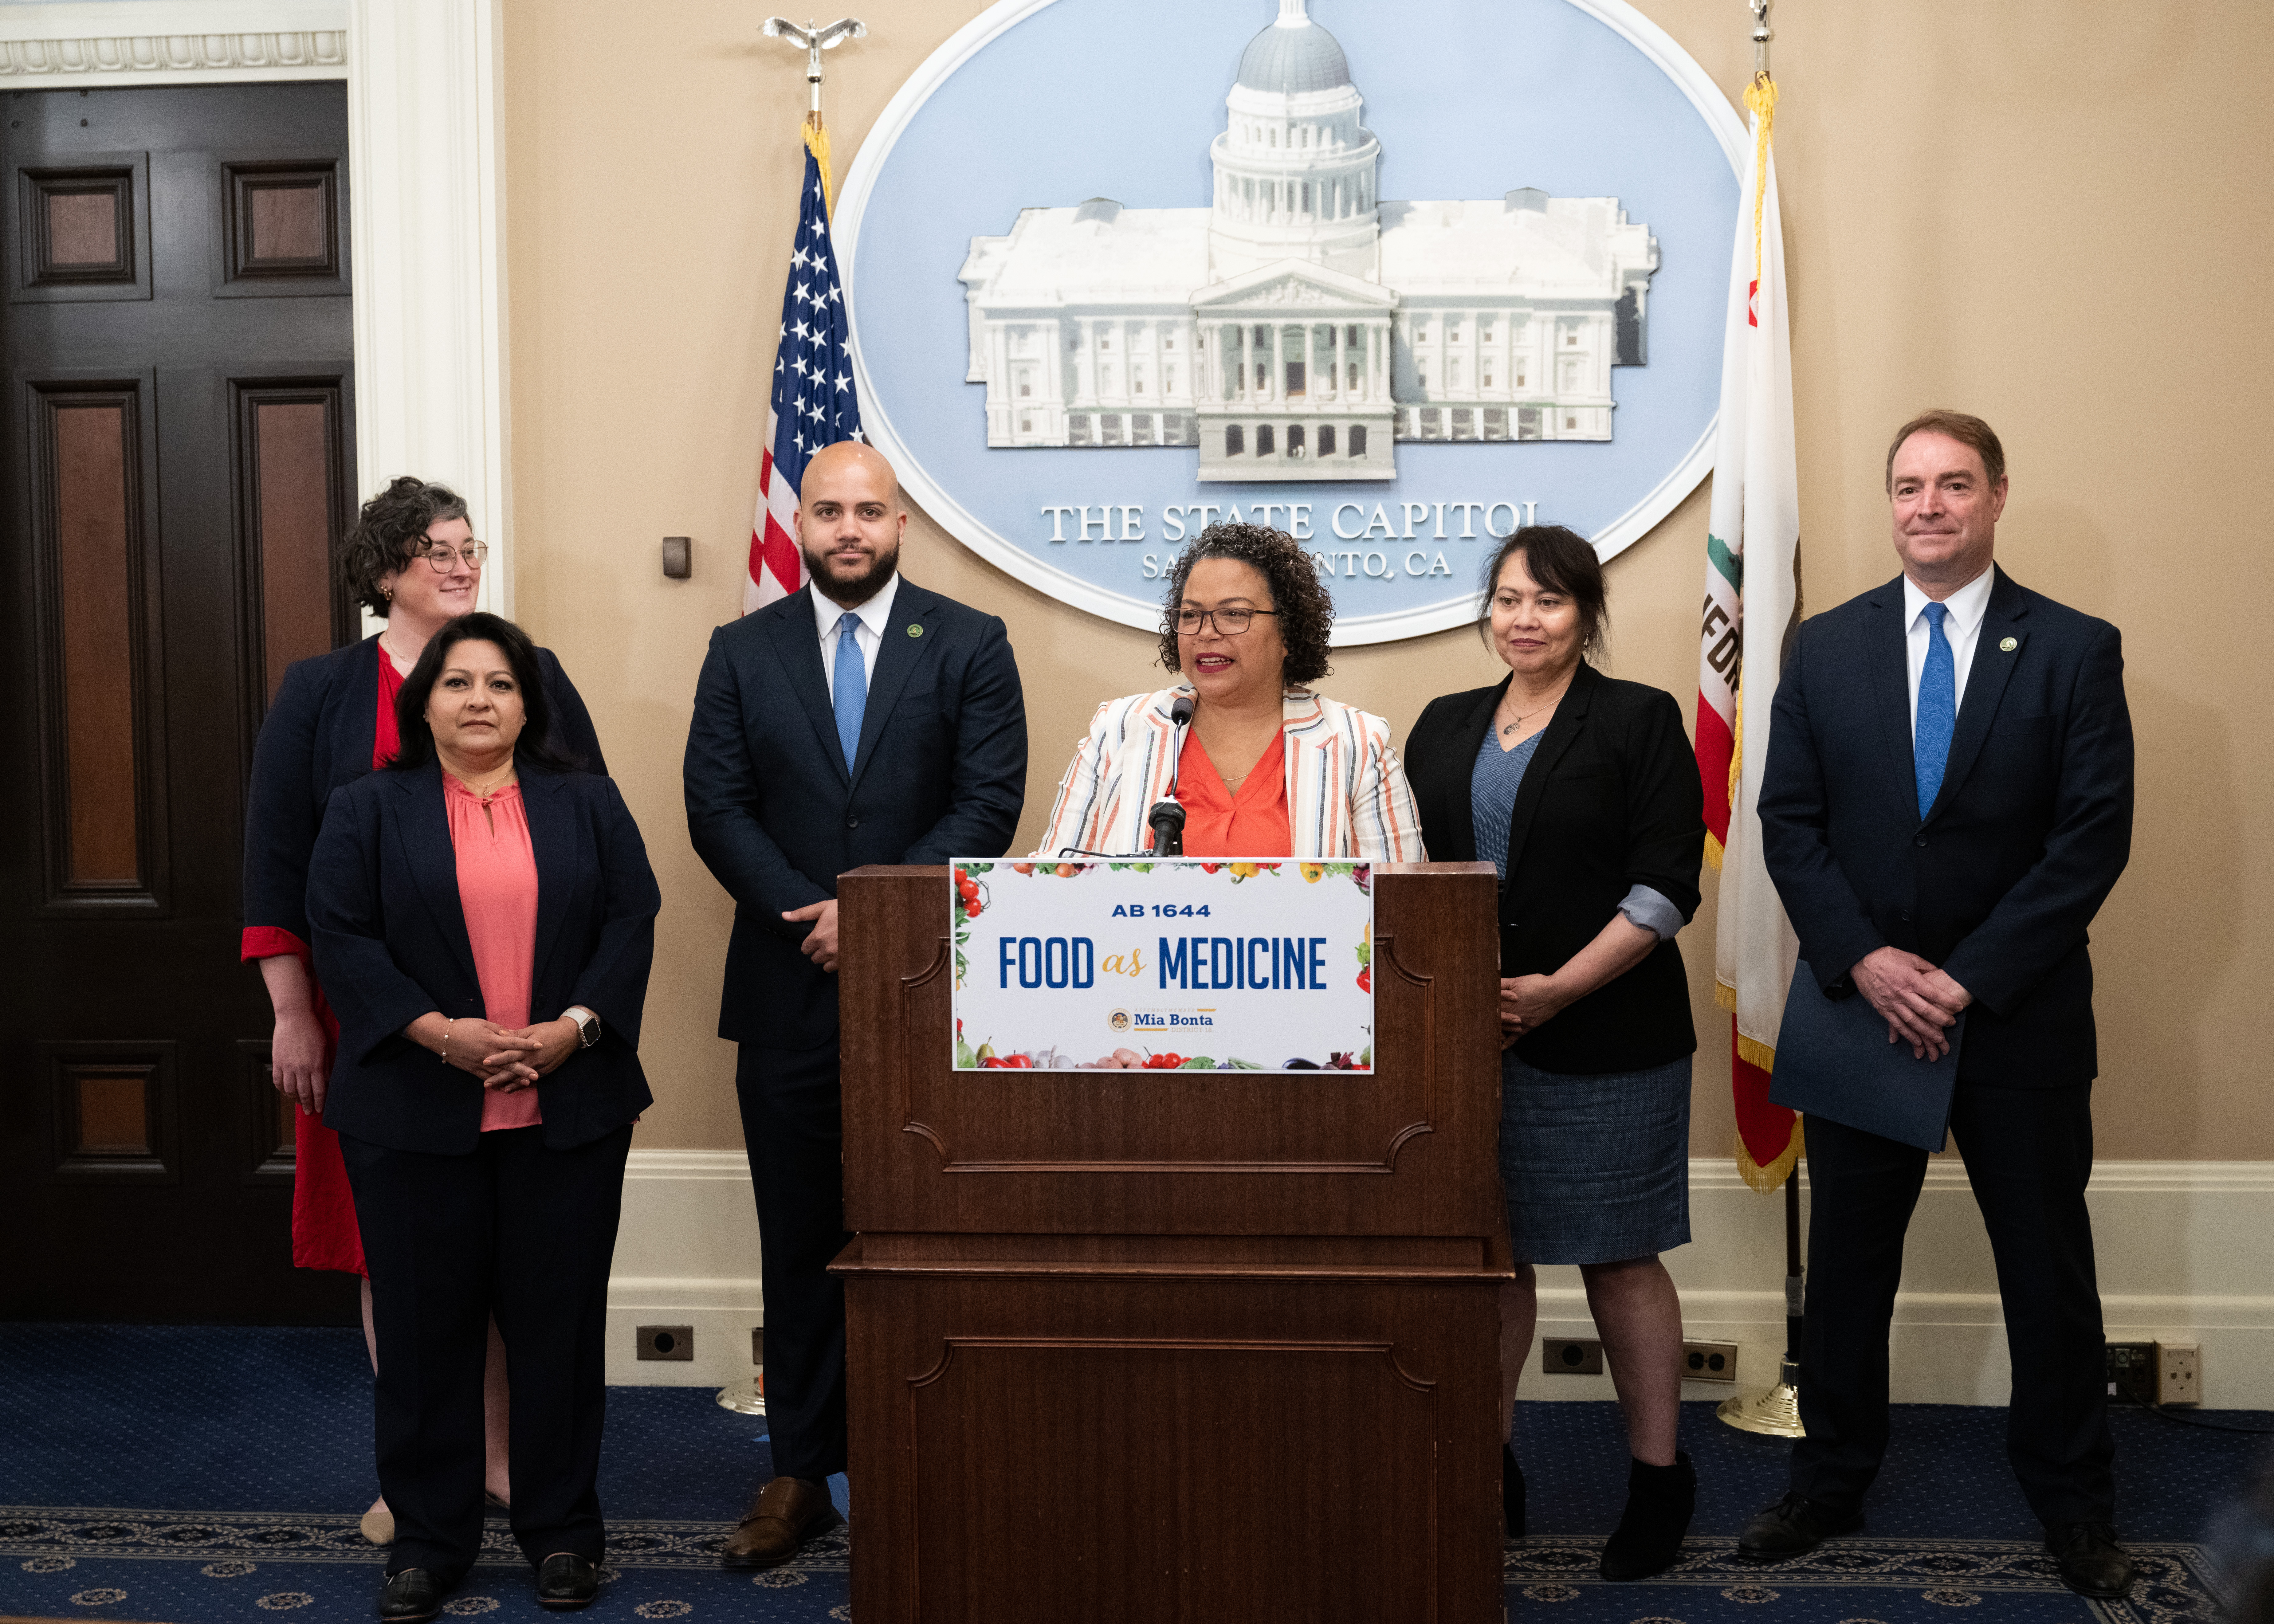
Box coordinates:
[746,140,864,613]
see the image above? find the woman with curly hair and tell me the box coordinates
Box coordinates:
[1035,522,1420,861]
[241,477,606,1548]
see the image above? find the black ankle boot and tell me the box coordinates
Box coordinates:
[1599,1452,1695,1580]
[1502,1444,1526,1539]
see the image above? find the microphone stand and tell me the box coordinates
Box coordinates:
[1146,693,1195,857]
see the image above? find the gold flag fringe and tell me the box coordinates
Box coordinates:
[1745,71,1778,281]
[804,112,836,216]
[1721,986,1803,1190]
[1735,1118,1803,1194]
[1704,831,1725,871]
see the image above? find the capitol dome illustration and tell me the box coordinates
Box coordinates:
[1234,0,1351,94]
[958,0,1660,483]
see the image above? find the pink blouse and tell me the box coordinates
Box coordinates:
[446,774,543,1131]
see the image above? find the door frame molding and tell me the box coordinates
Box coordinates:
[0,0,515,615]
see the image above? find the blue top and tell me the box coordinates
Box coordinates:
[1471,726,1544,881]
[1471,721,1687,939]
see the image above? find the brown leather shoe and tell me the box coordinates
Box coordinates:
[720,1476,842,1569]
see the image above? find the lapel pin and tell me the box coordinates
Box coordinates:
[907,624,923,638]
[1999,636,2017,652]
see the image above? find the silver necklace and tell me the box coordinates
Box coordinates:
[1498,682,1569,738]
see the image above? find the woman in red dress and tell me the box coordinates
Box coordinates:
[242,478,607,1544]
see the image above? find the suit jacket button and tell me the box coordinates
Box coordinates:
[1900,911,1913,923]
[1914,836,1927,847]
[846,815,859,829]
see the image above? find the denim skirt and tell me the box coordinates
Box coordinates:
[1498,1049,1692,1265]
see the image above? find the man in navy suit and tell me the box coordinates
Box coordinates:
[685,441,1027,1567]
[1744,412,2135,1598]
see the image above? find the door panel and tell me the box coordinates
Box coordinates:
[1,83,357,1323]
[237,377,353,712]
[10,151,151,301]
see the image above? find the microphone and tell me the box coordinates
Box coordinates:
[1147,693,1196,857]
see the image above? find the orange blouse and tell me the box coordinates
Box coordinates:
[446,774,543,1131]
[1178,728,1293,858]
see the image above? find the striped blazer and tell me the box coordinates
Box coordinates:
[1035,685,1424,861]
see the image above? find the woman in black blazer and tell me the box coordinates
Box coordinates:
[1405,526,1706,1581]
[309,613,658,1621]
[242,478,604,1544]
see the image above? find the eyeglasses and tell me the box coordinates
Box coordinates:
[413,541,489,571]
[1173,607,1278,635]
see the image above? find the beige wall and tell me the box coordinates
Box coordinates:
[501,1,2274,1159]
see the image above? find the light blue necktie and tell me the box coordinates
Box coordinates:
[832,611,867,770]
[1915,601,1956,817]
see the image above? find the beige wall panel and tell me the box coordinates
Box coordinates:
[503,1,2273,1159]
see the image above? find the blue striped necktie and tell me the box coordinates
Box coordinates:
[833,611,866,769]
[1915,601,1955,817]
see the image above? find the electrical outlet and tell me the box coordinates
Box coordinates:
[2157,1341,2201,1406]
[1681,1340,1739,1382]
[636,1324,693,1362]
[2105,1340,2157,1406]
[1541,1337,1603,1375]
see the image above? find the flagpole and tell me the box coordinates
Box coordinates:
[1716,0,1805,1440]
[720,10,870,1413]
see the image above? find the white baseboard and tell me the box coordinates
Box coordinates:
[605,1151,765,1387]
[606,1151,2274,1407]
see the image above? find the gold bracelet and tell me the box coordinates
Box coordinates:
[440,1017,456,1064]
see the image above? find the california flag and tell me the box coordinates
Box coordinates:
[1696,84,1802,1191]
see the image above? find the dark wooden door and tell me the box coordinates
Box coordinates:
[0,83,358,1322]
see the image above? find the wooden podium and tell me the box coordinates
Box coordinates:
[832,862,1513,1624]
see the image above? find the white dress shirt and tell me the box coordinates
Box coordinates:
[813,572,900,701]
[1902,564,1996,737]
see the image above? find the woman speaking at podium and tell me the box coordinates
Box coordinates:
[1404,525,1707,1581]
[1035,523,1421,861]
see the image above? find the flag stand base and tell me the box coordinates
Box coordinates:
[1717,1359,1804,1437]
[715,1377,766,1418]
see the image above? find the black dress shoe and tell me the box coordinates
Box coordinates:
[378,1567,446,1622]
[1737,1493,1863,1561]
[537,1551,599,1609]
[1502,1445,1526,1540]
[2046,1521,2135,1599]
[1601,1452,1696,1580]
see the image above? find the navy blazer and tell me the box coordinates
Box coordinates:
[307,760,659,1154]
[1758,567,2134,1086]
[684,578,1027,1047]
[1405,661,1705,1074]
[244,634,606,951]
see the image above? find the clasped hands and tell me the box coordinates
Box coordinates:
[1499,973,1574,1048]
[1851,946,1971,1060]
[406,1011,581,1091]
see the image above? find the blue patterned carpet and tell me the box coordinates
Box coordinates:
[0,1324,2262,1621]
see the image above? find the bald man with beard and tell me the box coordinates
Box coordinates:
[685,441,1028,1567]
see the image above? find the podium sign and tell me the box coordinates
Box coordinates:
[951,858,1375,1073]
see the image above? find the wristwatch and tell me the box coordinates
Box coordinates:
[562,1006,602,1049]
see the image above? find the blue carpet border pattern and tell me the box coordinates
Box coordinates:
[1511,1537,2226,1620]
[0,1506,846,1573]
[3,1510,2229,1622]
